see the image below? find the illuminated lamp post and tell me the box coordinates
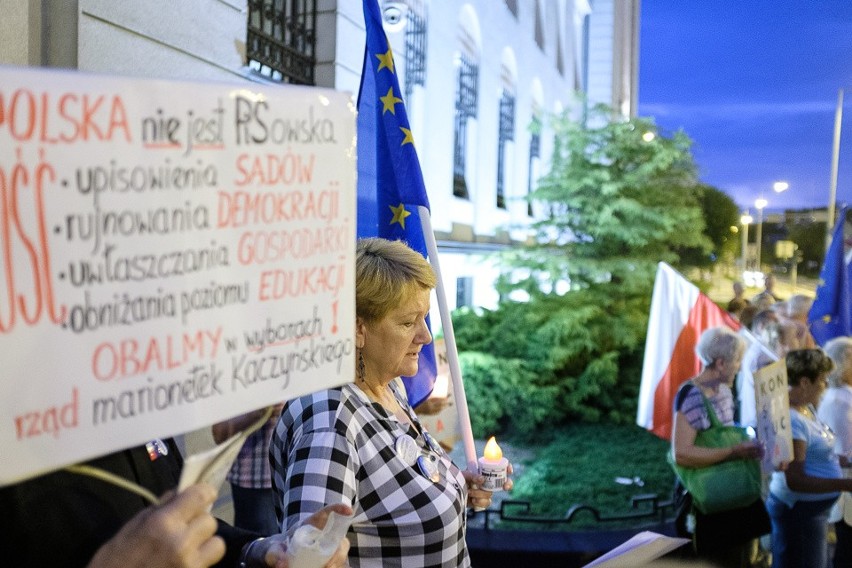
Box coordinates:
[754,198,768,272]
[740,212,753,275]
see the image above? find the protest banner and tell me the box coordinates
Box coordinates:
[0,66,356,485]
[753,359,794,473]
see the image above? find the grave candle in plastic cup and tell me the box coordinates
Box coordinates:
[478,436,508,492]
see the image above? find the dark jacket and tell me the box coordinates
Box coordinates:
[0,439,255,568]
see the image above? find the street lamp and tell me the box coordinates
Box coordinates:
[740,211,753,276]
[752,182,789,276]
[754,198,768,272]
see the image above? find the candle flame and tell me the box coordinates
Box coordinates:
[483,436,502,460]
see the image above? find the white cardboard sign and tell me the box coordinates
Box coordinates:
[753,359,794,472]
[0,67,356,485]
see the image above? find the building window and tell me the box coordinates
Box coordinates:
[581,13,590,92]
[404,6,428,104]
[504,0,518,18]
[534,0,545,51]
[527,116,541,217]
[496,91,515,209]
[456,276,473,308]
[573,0,592,92]
[246,0,317,85]
[453,53,479,199]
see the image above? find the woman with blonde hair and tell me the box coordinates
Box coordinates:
[271,238,511,567]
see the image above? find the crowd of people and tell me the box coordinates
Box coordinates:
[7,244,852,568]
[1,238,510,568]
[669,277,852,568]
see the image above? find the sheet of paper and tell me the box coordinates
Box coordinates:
[582,531,690,568]
[178,433,246,492]
[178,406,274,492]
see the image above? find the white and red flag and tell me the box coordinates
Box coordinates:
[637,263,741,440]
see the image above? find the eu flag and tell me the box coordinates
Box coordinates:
[808,207,852,345]
[356,0,436,406]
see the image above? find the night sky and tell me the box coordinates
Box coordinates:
[638,2,852,213]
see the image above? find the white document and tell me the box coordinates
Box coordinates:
[582,531,690,568]
[178,407,273,492]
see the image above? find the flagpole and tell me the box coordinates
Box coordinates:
[418,205,479,472]
[827,89,843,249]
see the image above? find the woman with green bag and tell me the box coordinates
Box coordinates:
[671,326,768,567]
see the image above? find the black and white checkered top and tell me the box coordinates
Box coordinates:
[271,382,470,568]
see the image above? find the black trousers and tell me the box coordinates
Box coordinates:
[835,520,852,568]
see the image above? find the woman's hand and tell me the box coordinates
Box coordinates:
[464,464,514,511]
[730,440,764,460]
[248,503,353,568]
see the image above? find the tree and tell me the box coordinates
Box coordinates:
[503,103,712,292]
[786,220,827,277]
[454,103,719,435]
[678,184,741,267]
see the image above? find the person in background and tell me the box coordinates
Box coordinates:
[737,309,780,427]
[752,273,784,308]
[781,294,816,350]
[271,238,511,568]
[213,405,284,534]
[738,304,759,329]
[729,281,751,308]
[818,337,852,568]
[767,349,852,568]
[671,326,766,567]
[0,439,351,568]
[726,298,748,322]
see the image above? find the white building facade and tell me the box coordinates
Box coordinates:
[2,0,639,314]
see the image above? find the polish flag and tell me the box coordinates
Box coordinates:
[637,263,741,440]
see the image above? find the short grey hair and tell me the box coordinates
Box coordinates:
[824,336,852,387]
[785,294,813,319]
[695,326,745,367]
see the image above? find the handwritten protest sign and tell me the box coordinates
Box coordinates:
[416,339,460,451]
[0,67,356,485]
[753,359,793,473]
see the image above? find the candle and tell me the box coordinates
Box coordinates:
[477,436,508,492]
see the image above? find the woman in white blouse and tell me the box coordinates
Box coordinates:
[818,337,852,568]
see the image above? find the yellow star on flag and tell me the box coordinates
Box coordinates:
[389,203,411,228]
[376,47,395,73]
[380,87,403,115]
[823,315,833,324]
[400,127,414,146]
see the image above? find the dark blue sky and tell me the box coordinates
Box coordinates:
[638,2,852,213]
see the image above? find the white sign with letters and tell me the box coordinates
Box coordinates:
[0,67,356,485]
[754,359,793,472]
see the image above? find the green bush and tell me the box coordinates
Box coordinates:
[459,351,558,439]
[453,282,650,437]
